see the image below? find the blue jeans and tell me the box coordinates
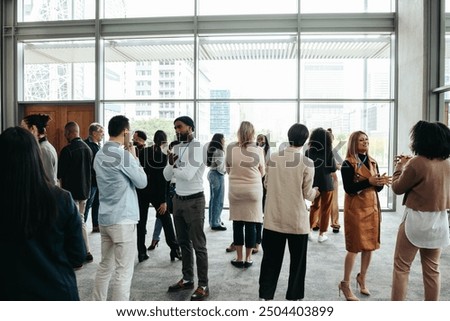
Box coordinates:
[208,170,225,228]
[152,218,163,241]
[84,186,99,227]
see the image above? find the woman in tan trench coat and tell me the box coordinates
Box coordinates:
[338,131,391,301]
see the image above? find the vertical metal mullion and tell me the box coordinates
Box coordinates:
[297,0,301,123]
[193,0,199,136]
[95,0,104,124]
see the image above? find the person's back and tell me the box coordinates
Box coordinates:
[1,186,86,300]
[20,113,58,185]
[259,123,318,301]
[92,115,147,301]
[58,136,92,200]
[39,138,58,185]
[0,127,86,300]
[94,141,147,224]
[264,147,316,233]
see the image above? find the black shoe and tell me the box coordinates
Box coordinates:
[85,252,94,263]
[73,264,83,271]
[244,261,253,268]
[211,225,227,231]
[332,227,340,233]
[170,248,182,261]
[148,240,159,251]
[191,286,209,301]
[168,279,194,292]
[312,227,320,231]
[231,259,244,268]
[138,253,149,263]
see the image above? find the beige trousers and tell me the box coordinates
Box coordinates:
[391,222,441,300]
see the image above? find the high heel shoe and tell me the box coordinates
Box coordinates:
[338,281,359,301]
[148,240,159,251]
[356,273,371,296]
[170,248,182,261]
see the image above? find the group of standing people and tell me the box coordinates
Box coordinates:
[0,110,449,302]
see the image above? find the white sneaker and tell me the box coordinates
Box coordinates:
[318,235,329,243]
[308,234,313,241]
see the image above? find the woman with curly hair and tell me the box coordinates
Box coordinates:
[391,120,450,300]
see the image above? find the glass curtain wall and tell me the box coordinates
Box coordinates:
[444,0,450,124]
[17,0,395,208]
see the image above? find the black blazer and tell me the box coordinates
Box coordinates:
[58,137,92,200]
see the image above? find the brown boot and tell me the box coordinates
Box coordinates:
[338,281,359,301]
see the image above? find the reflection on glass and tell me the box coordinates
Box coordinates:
[301,0,394,13]
[199,35,298,99]
[104,0,194,18]
[104,38,194,100]
[21,0,95,22]
[23,40,95,101]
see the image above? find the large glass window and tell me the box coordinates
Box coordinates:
[444,0,450,124]
[300,35,391,99]
[20,0,95,22]
[13,2,395,208]
[22,40,95,101]
[198,35,298,99]
[104,0,194,18]
[104,37,194,100]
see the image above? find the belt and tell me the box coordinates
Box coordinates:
[175,191,204,201]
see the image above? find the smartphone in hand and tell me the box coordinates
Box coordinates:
[124,131,131,148]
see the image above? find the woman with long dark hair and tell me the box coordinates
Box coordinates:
[305,128,337,243]
[0,127,85,300]
[207,133,227,231]
[136,130,181,262]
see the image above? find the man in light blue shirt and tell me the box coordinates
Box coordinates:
[163,116,209,301]
[92,115,147,301]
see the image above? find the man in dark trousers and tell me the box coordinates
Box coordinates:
[163,116,209,301]
[84,122,104,233]
[58,121,93,265]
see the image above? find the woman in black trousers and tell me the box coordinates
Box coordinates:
[136,130,181,263]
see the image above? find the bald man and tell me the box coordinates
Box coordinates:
[58,121,94,266]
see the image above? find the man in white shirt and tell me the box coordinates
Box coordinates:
[163,116,209,301]
[92,115,147,301]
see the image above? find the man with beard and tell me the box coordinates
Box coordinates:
[163,116,209,301]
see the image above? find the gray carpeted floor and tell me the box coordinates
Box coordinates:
[76,208,450,301]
